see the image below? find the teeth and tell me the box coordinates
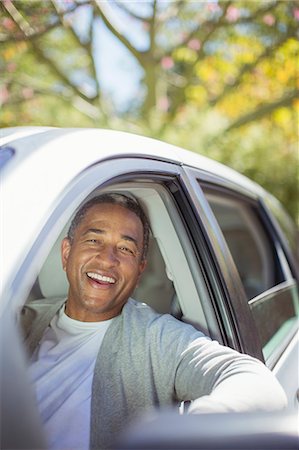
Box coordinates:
[87,272,116,284]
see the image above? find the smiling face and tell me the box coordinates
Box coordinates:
[61,203,147,321]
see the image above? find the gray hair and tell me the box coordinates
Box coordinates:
[67,193,150,261]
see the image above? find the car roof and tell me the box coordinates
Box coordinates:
[0,126,276,314]
[1,126,264,197]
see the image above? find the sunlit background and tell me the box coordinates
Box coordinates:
[0,0,298,223]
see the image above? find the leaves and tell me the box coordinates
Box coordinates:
[0,0,298,222]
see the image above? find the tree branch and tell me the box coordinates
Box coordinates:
[0,1,92,43]
[157,0,186,23]
[93,0,146,67]
[88,6,102,105]
[163,1,231,56]
[233,0,279,25]
[3,84,101,121]
[30,40,97,103]
[50,0,101,104]
[225,89,299,131]
[2,0,34,36]
[0,18,60,42]
[209,26,297,106]
[2,0,98,104]
[114,0,151,23]
[161,2,231,123]
[159,0,282,126]
[149,0,157,52]
[165,0,279,59]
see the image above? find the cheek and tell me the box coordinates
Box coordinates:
[65,252,82,278]
[126,262,144,282]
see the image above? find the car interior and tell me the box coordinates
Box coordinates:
[205,194,275,300]
[205,192,299,360]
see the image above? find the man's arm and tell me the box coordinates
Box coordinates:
[174,335,287,413]
[149,314,287,413]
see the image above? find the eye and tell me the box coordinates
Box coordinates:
[118,245,135,256]
[86,239,98,244]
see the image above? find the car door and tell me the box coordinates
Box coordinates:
[25,159,262,356]
[2,156,221,449]
[20,157,231,346]
[182,165,299,411]
[2,153,297,449]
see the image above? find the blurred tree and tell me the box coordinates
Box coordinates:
[0,0,298,221]
[0,0,104,126]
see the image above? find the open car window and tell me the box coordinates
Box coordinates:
[27,181,211,337]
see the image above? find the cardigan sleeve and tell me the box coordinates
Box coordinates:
[150,314,287,413]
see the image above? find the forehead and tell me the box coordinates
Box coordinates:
[79,203,143,234]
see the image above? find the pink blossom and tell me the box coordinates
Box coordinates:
[7,62,17,73]
[207,3,220,13]
[226,6,240,22]
[294,8,299,21]
[161,56,174,70]
[188,38,201,51]
[157,96,170,112]
[0,86,9,104]
[2,17,15,31]
[179,32,188,41]
[263,14,275,26]
[22,88,34,99]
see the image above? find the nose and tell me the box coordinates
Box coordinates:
[96,244,119,268]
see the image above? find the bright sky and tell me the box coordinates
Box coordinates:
[74,2,150,111]
[94,21,143,111]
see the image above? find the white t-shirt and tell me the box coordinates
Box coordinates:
[29,305,113,450]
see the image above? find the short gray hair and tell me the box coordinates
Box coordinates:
[67,193,150,261]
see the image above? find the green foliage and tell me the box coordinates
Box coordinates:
[0,0,298,223]
[154,104,298,222]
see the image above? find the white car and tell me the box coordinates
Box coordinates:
[1,127,298,449]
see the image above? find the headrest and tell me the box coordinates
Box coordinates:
[38,225,69,298]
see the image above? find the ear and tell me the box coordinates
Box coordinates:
[61,238,71,272]
[138,259,147,278]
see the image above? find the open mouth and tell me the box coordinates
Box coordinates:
[87,272,116,285]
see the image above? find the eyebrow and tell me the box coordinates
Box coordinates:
[84,228,139,248]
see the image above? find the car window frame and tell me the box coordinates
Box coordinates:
[182,166,266,359]
[8,157,226,343]
[259,196,299,282]
[2,157,195,450]
[202,185,298,366]
[204,193,277,297]
[6,158,182,314]
[203,185,299,369]
[182,166,298,366]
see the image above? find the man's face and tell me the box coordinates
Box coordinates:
[61,203,146,321]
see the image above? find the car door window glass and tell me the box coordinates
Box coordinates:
[249,284,299,360]
[263,194,299,266]
[204,190,299,361]
[205,195,278,299]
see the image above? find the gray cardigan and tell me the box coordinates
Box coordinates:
[20,297,287,449]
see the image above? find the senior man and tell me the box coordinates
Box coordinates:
[21,193,287,450]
